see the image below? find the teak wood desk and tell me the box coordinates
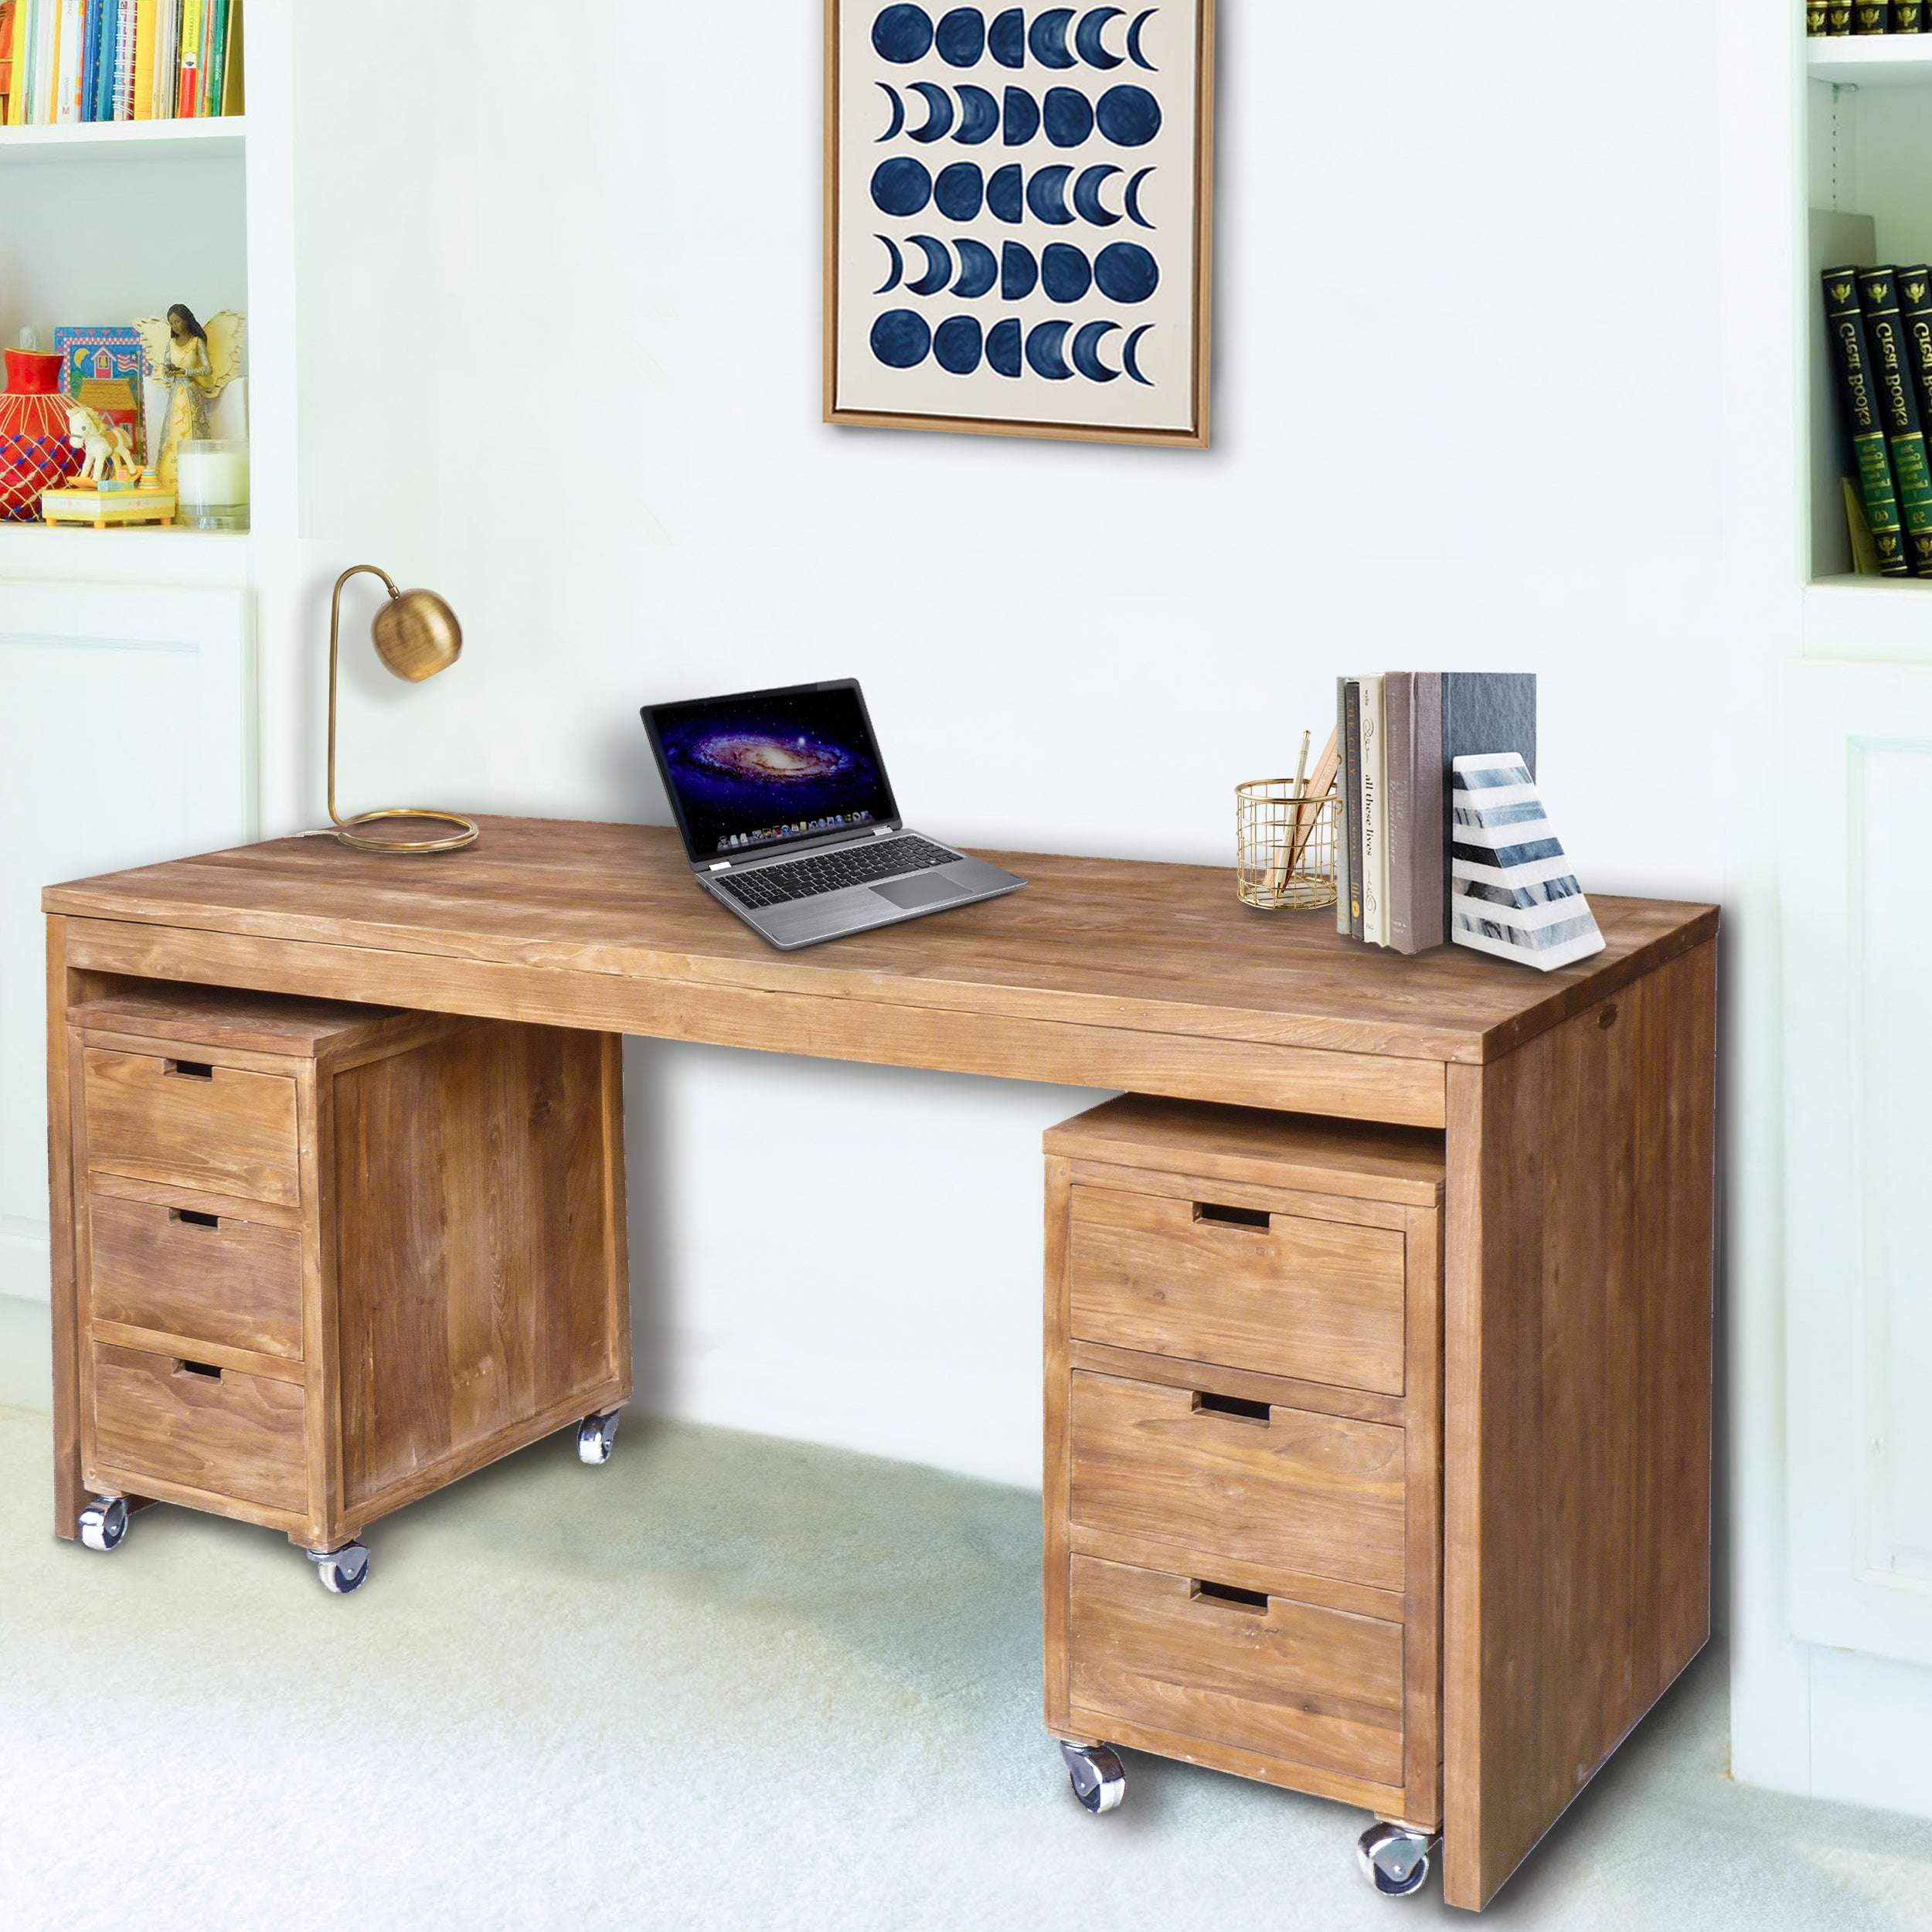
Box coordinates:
[42,818,1717,1911]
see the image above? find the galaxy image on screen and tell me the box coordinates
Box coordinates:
[651,685,896,859]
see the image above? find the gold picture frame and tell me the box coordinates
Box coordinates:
[824,0,1216,447]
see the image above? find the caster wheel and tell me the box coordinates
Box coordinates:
[77,1495,128,1553]
[308,1542,371,1594]
[1060,1740,1126,1815]
[577,1409,622,1465]
[1357,1821,1435,1898]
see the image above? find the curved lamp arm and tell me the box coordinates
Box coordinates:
[327,563,402,828]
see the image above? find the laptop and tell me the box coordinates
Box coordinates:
[641,679,1027,951]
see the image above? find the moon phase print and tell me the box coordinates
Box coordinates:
[825,2,1214,446]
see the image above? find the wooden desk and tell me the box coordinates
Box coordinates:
[43,817,1718,1910]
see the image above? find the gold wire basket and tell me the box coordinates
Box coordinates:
[1236,779,1339,911]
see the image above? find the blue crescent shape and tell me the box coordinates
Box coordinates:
[907,235,954,297]
[1072,318,1121,381]
[1121,323,1155,383]
[876,83,906,141]
[987,162,1025,222]
[987,316,1024,376]
[874,235,906,294]
[988,5,1026,66]
[1126,8,1158,69]
[1124,165,1155,227]
[909,81,957,144]
[955,84,999,144]
[1002,240,1039,301]
[1002,86,1039,146]
[1026,319,1076,379]
[1029,7,1078,67]
[1026,163,1077,224]
[1076,7,1124,67]
[954,237,998,298]
[1073,163,1122,225]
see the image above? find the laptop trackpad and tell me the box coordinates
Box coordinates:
[871,872,958,911]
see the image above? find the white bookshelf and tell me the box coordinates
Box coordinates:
[0,115,244,160]
[1805,32,1932,643]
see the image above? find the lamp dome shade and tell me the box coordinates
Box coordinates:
[370,588,462,683]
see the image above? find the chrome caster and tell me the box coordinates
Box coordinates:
[1357,1821,1437,1898]
[308,1542,370,1594]
[1060,1740,1125,1814]
[77,1495,128,1553]
[577,1408,623,1465]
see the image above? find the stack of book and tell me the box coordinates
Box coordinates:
[1822,264,1932,579]
[1808,2,1931,29]
[1335,672,1537,954]
[2,0,242,126]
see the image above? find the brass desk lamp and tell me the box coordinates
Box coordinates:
[327,563,479,853]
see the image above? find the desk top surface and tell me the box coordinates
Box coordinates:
[45,817,1718,1066]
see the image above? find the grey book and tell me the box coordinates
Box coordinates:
[1440,672,1536,927]
[1384,672,1445,954]
[1335,676,1352,937]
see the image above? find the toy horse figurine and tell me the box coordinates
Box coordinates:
[63,405,138,485]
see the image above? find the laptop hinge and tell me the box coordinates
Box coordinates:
[873,825,894,835]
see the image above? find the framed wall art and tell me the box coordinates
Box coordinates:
[824,3,1215,447]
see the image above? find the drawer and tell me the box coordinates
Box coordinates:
[1067,1552,1404,1787]
[1069,1370,1406,1593]
[88,1192,304,1361]
[83,1048,301,1208]
[1067,1184,1406,1394]
[90,1340,307,1515]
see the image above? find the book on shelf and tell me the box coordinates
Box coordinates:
[1852,2,1893,30]
[0,0,240,125]
[1330,672,1536,957]
[1827,2,1853,29]
[1855,268,1932,575]
[1823,265,1913,576]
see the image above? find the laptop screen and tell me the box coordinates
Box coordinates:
[642,680,902,862]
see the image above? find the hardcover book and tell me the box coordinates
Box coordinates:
[1384,671,1446,954]
[1855,268,1932,577]
[1828,2,1853,29]
[1440,673,1537,920]
[1342,678,1365,941]
[1894,267,1932,447]
[1899,1,1926,26]
[1359,674,1386,947]
[1823,267,1911,576]
[1335,679,1352,938]
[1449,755,1604,973]
[1853,0,1893,27]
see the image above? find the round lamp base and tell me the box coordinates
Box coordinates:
[332,808,479,855]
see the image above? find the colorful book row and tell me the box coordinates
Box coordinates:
[1808,2,1932,28]
[0,0,242,127]
[1335,672,1537,954]
[1821,265,1932,578]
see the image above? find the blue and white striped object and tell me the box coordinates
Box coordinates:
[1449,753,1605,971]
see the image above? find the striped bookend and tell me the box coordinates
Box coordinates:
[1449,753,1605,971]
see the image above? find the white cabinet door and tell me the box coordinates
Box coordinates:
[1785,657,1932,1665]
[0,582,254,1306]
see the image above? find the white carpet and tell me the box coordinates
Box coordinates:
[2,1405,1926,1930]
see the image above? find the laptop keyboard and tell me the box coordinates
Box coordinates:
[715,836,960,912]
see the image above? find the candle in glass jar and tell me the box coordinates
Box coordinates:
[175,439,249,528]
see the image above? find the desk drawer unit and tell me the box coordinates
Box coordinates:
[66,986,632,1591]
[1046,1095,1445,1850]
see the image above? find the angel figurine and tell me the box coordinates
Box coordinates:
[134,305,244,490]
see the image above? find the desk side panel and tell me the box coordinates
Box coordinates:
[1441,938,1716,1909]
[60,920,1449,1128]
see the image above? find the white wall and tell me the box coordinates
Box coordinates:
[268,0,1733,1489]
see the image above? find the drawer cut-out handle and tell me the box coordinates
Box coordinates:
[1192,1578,1268,1613]
[1195,1201,1269,1230]
[175,1359,223,1381]
[1194,1390,1270,1424]
[165,1060,214,1080]
[171,1209,220,1230]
